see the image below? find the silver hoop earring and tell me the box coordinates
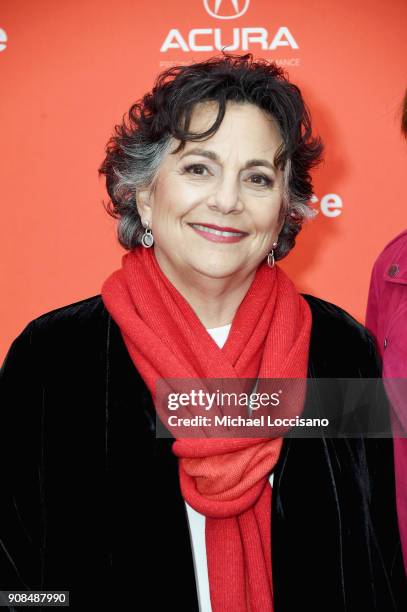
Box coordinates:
[267,242,278,268]
[141,221,154,248]
[267,250,275,268]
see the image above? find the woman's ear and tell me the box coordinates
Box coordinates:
[136,186,153,222]
[276,214,286,238]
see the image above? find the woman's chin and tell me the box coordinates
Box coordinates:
[186,258,251,280]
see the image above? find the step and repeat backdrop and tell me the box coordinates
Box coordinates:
[1,0,406,360]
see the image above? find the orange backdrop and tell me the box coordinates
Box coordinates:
[1,0,407,361]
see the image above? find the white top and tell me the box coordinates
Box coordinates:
[184,323,274,612]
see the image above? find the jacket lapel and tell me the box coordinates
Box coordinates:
[106,314,200,609]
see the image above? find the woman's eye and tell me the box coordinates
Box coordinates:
[182,166,272,185]
[248,174,272,187]
[184,164,209,176]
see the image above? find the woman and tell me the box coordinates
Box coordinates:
[1,54,406,612]
[366,88,407,575]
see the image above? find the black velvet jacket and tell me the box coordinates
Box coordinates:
[0,293,406,611]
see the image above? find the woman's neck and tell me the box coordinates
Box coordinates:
[180,279,253,328]
[154,252,256,329]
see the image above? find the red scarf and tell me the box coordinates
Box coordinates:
[101,247,311,612]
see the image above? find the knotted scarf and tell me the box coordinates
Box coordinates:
[101,246,311,612]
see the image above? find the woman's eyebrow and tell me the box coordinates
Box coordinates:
[179,147,275,170]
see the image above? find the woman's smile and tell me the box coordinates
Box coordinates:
[188,222,249,243]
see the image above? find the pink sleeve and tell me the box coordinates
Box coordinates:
[365,262,380,343]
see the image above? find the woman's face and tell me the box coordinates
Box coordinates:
[137,101,285,282]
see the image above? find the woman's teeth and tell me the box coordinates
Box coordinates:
[191,224,244,237]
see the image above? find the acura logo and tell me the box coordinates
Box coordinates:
[203,0,250,20]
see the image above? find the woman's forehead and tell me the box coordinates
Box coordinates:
[169,102,282,158]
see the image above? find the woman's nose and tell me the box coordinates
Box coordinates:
[208,178,243,214]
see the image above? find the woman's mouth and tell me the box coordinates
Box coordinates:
[188,223,249,243]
